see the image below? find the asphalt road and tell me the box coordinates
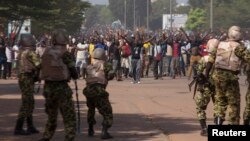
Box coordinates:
[0,75,248,141]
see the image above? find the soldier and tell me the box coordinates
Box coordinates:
[14,34,40,135]
[206,26,250,125]
[39,29,78,141]
[194,39,219,136]
[243,63,250,125]
[83,48,114,139]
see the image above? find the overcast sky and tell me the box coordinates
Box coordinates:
[87,0,188,5]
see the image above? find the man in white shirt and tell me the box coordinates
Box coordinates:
[75,40,89,79]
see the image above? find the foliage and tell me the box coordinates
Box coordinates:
[188,0,207,8]
[187,0,250,31]
[85,5,114,29]
[0,0,90,36]
[150,0,177,30]
[185,8,206,31]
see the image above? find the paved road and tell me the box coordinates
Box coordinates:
[0,75,247,141]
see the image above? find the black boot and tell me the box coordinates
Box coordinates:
[214,117,224,125]
[27,116,39,134]
[101,125,113,139]
[243,118,250,125]
[88,124,94,136]
[199,119,207,136]
[14,118,31,135]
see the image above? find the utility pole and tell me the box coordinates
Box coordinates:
[210,0,213,31]
[170,0,173,31]
[133,0,136,30]
[147,0,149,31]
[124,0,127,29]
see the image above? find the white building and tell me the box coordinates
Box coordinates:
[162,14,188,30]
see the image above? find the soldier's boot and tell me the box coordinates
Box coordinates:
[14,118,31,135]
[27,116,39,134]
[101,125,113,139]
[199,119,208,136]
[88,124,95,136]
[214,117,224,125]
[243,118,250,125]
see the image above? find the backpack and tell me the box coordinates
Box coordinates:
[121,43,131,57]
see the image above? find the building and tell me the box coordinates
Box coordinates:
[162,14,188,30]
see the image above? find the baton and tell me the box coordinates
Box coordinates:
[74,80,81,133]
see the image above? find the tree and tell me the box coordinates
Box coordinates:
[185,8,206,31]
[188,0,207,8]
[150,0,177,30]
[0,0,90,36]
[85,5,114,29]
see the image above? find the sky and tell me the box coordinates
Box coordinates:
[87,0,188,5]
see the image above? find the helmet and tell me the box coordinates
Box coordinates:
[20,34,36,47]
[93,48,106,60]
[228,26,241,41]
[207,38,220,53]
[51,29,69,45]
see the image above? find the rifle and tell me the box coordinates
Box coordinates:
[74,80,81,133]
[188,74,206,99]
[188,77,198,99]
[188,77,197,92]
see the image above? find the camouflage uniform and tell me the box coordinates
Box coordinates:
[14,34,41,135]
[243,65,250,125]
[195,57,215,120]
[18,51,40,119]
[83,59,113,139]
[39,29,78,141]
[208,39,250,125]
[42,52,76,141]
[194,56,215,136]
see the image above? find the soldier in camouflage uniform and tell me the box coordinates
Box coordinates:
[14,34,40,135]
[243,64,250,125]
[39,29,78,141]
[194,39,219,136]
[206,26,250,125]
[83,48,114,139]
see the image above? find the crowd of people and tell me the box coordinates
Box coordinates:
[1,25,250,140]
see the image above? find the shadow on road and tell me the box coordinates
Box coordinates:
[0,97,200,141]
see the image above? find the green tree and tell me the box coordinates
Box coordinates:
[188,0,207,8]
[0,0,90,36]
[85,5,114,28]
[212,0,250,30]
[185,8,206,31]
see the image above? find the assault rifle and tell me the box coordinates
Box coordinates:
[188,74,206,99]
